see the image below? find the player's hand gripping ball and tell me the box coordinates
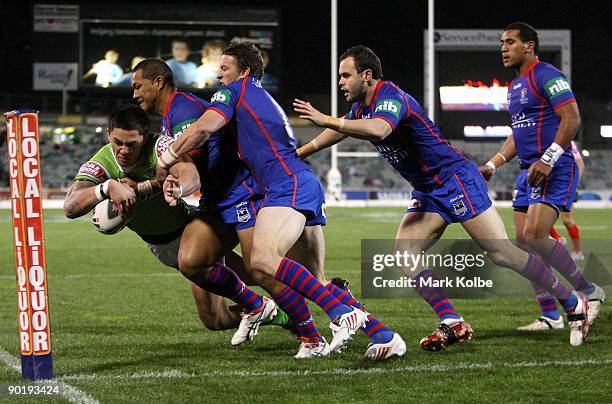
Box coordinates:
[92,199,129,235]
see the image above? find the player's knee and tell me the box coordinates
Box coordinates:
[249,250,278,275]
[522,225,545,240]
[178,249,215,277]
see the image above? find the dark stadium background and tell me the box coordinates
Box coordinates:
[1,0,610,146]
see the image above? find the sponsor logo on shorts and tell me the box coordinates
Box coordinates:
[211,89,232,105]
[236,201,251,223]
[512,189,518,202]
[374,99,401,118]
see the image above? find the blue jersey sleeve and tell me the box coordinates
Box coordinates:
[371,86,407,129]
[536,64,576,109]
[209,81,241,123]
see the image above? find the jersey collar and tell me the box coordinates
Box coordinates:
[366,80,384,109]
[520,58,539,77]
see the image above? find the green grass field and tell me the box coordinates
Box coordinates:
[1,207,611,403]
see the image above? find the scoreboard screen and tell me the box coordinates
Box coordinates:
[436,49,561,139]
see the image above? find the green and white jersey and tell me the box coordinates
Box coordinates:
[74,134,190,239]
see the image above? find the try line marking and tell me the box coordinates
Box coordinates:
[0,347,99,404]
[57,358,612,380]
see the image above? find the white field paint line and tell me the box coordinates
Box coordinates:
[0,273,177,280]
[58,358,612,381]
[0,347,100,404]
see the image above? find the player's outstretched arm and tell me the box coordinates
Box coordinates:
[479,135,517,180]
[528,102,581,185]
[64,179,136,219]
[297,128,348,159]
[157,109,227,172]
[293,98,392,141]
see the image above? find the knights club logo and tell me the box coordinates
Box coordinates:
[520,87,529,104]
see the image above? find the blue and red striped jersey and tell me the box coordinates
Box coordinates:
[507,60,576,168]
[161,91,248,200]
[209,77,310,191]
[346,80,468,191]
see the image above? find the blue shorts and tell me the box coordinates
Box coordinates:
[261,169,326,226]
[514,162,578,214]
[407,163,492,224]
[512,169,529,211]
[201,175,262,231]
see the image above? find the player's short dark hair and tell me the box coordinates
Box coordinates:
[505,22,539,54]
[223,41,264,80]
[108,104,150,136]
[132,58,175,88]
[340,46,383,80]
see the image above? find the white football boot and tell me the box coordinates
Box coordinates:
[328,308,369,353]
[294,337,331,359]
[516,316,564,331]
[567,292,589,346]
[231,297,277,346]
[364,333,407,361]
[585,283,605,326]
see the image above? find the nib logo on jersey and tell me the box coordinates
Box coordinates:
[374,99,401,118]
[211,89,231,106]
[545,77,571,99]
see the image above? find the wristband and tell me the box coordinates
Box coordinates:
[540,142,564,167]
[94,179,110,201]
[324,115,345,131]
[298,142,316,159]
[159,146,180,169]
[137,180,153,195]
[485,161,497,172]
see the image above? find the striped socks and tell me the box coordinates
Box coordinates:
[272,287,322,341]
[275,258,350,320]
[414,269,461,322]
[324,281,394,344]
[521,255,577,313]
[540,240,592,293]
[530,282,561,320]
[201,262,263,312]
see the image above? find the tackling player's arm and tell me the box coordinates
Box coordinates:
[479,135,517,180]
[293,98,392,141]
[297,128,348,159]
[157,109,226,171]
[63,179,136,219]
[528,101,581,185]
[163,156,201,206]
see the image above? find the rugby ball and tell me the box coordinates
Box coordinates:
[92,199,128,235]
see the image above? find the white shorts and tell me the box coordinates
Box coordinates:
[147,236,181,270]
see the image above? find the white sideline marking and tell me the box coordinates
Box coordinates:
[57,358,612,381]
[0,273,176,280]
[0,347,99,404]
